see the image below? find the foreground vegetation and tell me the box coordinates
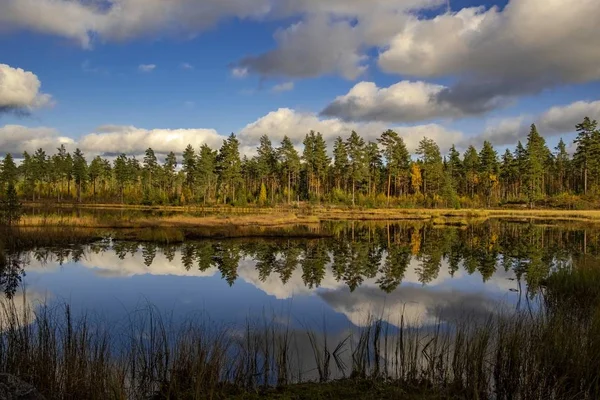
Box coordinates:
[1,117,600,210]
[1,263,600,400]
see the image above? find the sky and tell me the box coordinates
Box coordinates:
[1,0,599,159]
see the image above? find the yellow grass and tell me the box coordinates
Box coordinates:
[18,213,320,229]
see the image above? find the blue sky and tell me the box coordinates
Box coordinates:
[1,0,599,158]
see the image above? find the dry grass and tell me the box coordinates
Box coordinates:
[18,213,320,229]
[2,285,600,400]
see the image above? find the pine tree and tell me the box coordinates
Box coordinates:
[0,154,18,192]
[197,144,217,204]
[378,130,410,203]
[463,145,480,198]
[72,148,88,203]
[574,117,599,194]
[163,152,177,200]
[278,136,300,204]
[89,156,104,200]
[524,124,549,208]
[0,182,21,226]
[478,141,499,207]
[332,136,349,192]
[365,142,382,197]
[346,131,366,206]
[447,145,463,196]
[113,154,129,203]
[182,144,197,192]
[256,135,277,203]
[416,138,444,197]
[217,134,242,204]
[500,149,516,200]
[555,138,570,193]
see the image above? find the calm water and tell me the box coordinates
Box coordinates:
[6,221,600,333]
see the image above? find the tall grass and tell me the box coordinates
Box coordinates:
[1,282,600,400]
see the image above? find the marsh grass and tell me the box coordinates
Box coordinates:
[1,277,600,400]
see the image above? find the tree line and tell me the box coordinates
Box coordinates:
[0,117,599,208]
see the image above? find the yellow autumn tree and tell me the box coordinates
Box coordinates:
[410,163,422,194]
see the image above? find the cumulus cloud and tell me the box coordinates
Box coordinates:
[237,16,368,80]
[239,107,463,153]
[0,0,273,48]
[322,80,466,123]
[463,100,600,149]
[379,0,600,110]
[537,101,600,135]
[271,82,294,93]
[0,125,74,155]
[138,64,156,73]
[78,125,225,156]
[0,64,53,115]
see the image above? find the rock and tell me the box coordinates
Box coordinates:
[0,374,45,400]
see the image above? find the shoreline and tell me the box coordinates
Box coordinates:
[20,205,600,225]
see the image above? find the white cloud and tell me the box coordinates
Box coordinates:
[538,101,600,135]
[463,100,600,149]
[322,80,466,123]
[78,125,225,155]
[378,0,600,108]
[0,0,273,48]
[0,125,75,155]
[0,64,53,114]
[138,64,156,73]
[239,107,463,152]
[271,81,294,93]
[231,67,249,79]
[238,16,368,80]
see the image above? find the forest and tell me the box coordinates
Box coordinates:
[1,116,599,209]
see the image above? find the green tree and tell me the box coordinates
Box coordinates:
[163,152,177,200]
[88,156,104,200]
[72,148,88,202]
[197,144,218,204]
[416,137,444,198]
[182,144,197,191]
[0,154,18,191]
[332,136,349,192]
[463,145,480,198]
[217,134,242,204]
[378,130,410,202]
[574,117,600,194]
[524,124,550,207]
[554,138,570,193]
[447,145,463,196]
[278,136,301,204]
[0,182,21,226]
[478,141,499,207]
[345,131,366,206]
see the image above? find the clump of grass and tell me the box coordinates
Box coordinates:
[1,282,600,399]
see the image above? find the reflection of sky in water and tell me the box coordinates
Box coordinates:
[22,244,522,333]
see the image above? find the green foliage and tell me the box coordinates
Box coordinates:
[0,182,21,226]
[2,116,600,209]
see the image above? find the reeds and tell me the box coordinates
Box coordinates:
[1,288,600,399]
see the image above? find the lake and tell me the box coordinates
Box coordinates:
[8,220,597,332]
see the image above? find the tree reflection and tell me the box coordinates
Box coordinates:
[2,221,600,298]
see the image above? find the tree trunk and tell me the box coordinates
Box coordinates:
[387,173,391,207]
[288,172,291,204]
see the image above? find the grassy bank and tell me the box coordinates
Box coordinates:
[1,264,600,400]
